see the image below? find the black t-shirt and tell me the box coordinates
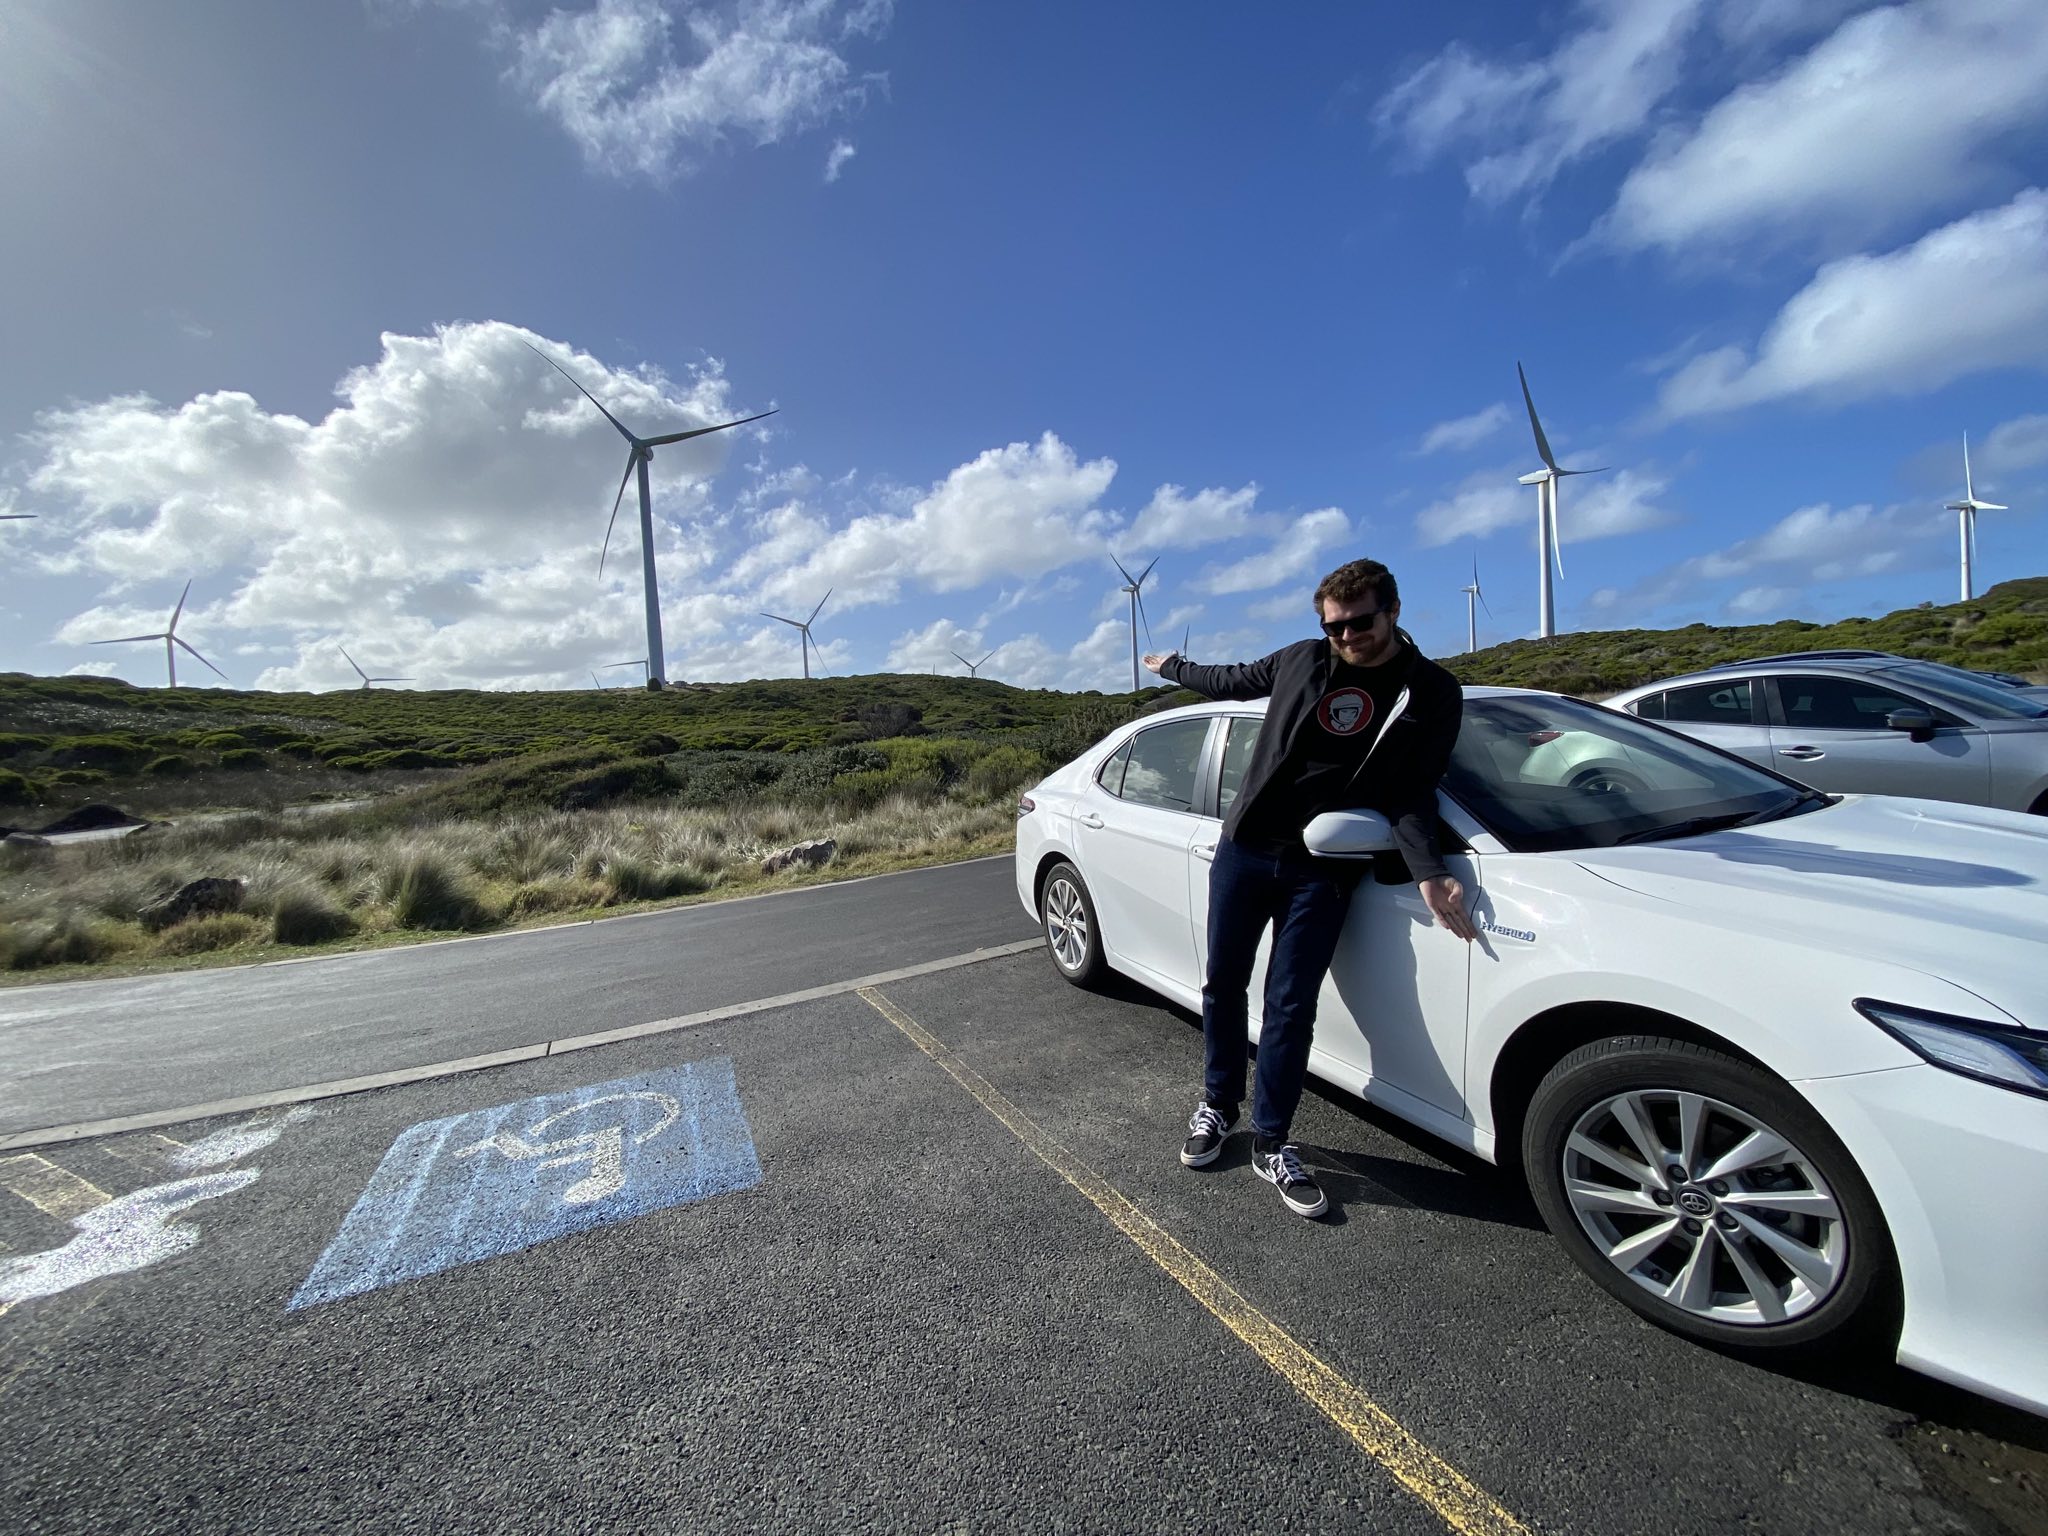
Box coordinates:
[1231,654,1409,857]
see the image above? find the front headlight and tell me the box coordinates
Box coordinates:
[1855,999,2048,1100]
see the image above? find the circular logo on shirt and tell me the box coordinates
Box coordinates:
[1317,687,1373,736]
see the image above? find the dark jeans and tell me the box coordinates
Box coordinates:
[1202,837,1355,1142]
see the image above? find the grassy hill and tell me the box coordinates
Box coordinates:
[1,575,2042,819]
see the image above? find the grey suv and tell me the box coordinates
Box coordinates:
[1606,657,2048,814]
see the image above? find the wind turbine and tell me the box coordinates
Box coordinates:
[525,341,776,688]
[339,646,413,690]
[1460,556,1493,654]
[1516,362,1608,639]
[1946,433,2008,602]
[948,646,999,677]
[1179,622,1191,661]
[760,589,831,679]
[89,580,227,688]
[1111,553,1157,690]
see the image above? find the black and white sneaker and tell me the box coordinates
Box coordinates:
[1252,1143,1328,1218]
[1180,1102,1237,1167]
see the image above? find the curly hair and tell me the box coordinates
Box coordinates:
[1313,558,1398,615]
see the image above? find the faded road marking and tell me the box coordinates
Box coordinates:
[290,1061,761,1310]
[857,986,1530,1536]
[0,1154,112,1222]
[0,1171,259,1312]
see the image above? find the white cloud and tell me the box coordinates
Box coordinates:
[1417,403,1511,456]
[1604,0,2048,255]
[1375,0,1704,204]
[1415,464,1674,548]
[1659,188,2048,417]
[1727,585,1800,617]
[824,137,856,181]
[884,616,986,674]
[1123,482,1260,548]
[1197,509,1349,595]
[1248,589,1312,624]
[459,0,891,182]
[1980,413,2048,475]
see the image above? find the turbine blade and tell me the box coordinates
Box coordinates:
[1179,624,1190,656]
[524,340,636,444]
[599,451,637,578]
[949,650,971,668]
[0,513,36,520]
[1978,500,2008,511]
[339,646,370,682]
[174,636,230,681]
[1517,362,1559,472]
[1551,518,1565,581]
[168,578,192,634]
[1964,432,1974,502]
[808,588,831,626]
[1556,465,1610,477]
[92,633,163,645]
[978,649,996,668]
[1109,552,1136,586]
[1136,555,1159,587]
[640,409,779,448]
[1134,587,1154,646]
[760,612,803,629]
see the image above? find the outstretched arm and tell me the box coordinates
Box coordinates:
[1144,648,1283,701]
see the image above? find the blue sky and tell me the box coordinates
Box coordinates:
[2,0,2045,693]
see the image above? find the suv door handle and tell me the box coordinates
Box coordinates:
[1078,812,1106,829]
[1192,843,1217,862]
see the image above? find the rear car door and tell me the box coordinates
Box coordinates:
[1764,673,1991,803]
[1190,715,1472,1118]
[1640,678,1771,768]
[1074,717,1216,992]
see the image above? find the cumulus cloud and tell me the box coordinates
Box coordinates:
[436,0,891,181]
[1375,0,1704,204]
[824,137,856,180]
[1604,0,2048,255]
[1412,464,1674,549]
[1659,188,2048,417]
[1980,413,2048,475]
[1726,584,1801,617]
[1416,403,1512,456]
[1197,509,1350,595]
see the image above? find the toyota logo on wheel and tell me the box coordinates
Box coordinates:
[1676,1189,1714,1217]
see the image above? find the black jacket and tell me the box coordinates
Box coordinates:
[1160,634,1463,881]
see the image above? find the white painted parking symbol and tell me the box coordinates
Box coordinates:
[452,1089,681,1206]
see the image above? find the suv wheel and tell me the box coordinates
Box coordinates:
[1523,1035,1896,1354]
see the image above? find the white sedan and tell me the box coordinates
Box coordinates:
[1014,687,2048,1414]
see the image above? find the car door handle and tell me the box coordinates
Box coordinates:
[1192,843,1217,862]
[1079,812,1106,828]
[1777,747,1825,761]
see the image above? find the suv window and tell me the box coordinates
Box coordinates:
[1116,718,1210,813]
[1217,717,1260,817]
[1776,675,1937,731]
[1663,680,1753,726]
[1095,740,1131,795]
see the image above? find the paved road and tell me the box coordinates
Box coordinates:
[2,951,2040,1535]
[0,857,1035,1135]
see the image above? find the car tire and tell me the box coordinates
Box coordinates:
[1039,860,1109,989]
[1523,1035,1897,1356]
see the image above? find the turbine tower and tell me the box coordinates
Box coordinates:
[525,341,775,689]
[89,580,227,688]
[760,589,831,679]
[1516,362,1607,639]
[1946,434,2008,602]
[1111,553,1157,690]
[1460,557,1492,654]
[339,646,413,690]
[948,646,999,677]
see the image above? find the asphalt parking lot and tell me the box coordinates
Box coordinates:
[2,949,2042,1535]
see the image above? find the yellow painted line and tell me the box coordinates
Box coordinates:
[97,1133,189,1172]
[0,1154,111,1222]
[856,987,1529,1536]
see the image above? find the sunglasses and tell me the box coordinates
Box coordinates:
[1319,610,1385,638]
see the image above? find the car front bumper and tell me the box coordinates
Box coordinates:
[1799,1063,2048,1416]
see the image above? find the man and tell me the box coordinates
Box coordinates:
[1142,558,1473,1219]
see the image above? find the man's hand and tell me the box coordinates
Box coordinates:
[1141,651,1178,675]
[1419,875,1477,941]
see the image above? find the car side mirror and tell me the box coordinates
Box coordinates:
[1303,809,1398,858]
[1886,708,1936,741]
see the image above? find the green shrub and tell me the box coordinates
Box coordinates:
[389,853,496,931]
[0,768,38,806]
[46,768,108,786]
[154,913,266,955]
[602,855,718,904]
[3,914,138,970]
[144,754,195,777]
[633,732,680,757]
[829,764,943,813]
[316,739,374,763]
[271,888,356,945]
[220,749,268,771]
[276,740,321,760]
[194,731,248,751]
[555,758,672,812]
[52,734,153,770]
[359,748,457,771]
[0,734,47,760]
[964,744,1045,801]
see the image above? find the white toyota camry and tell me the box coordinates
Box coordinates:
[1013,687,2048,1414]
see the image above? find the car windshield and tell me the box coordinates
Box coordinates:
[1873,663,2048,720]
[1444,695,1825,853]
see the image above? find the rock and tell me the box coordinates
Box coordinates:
[34,803,150,836]
[760,838,836,876]
[3,832,51,848]
[138,877,247,933]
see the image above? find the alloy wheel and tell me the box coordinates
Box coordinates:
[1044,875,1090,973]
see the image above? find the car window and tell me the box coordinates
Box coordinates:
[1630,691,1666,720]
[1778,675,1941,730]
[1095,740,1131,796]
[1117,718,1209,813]
[1876,663,2045,720]
[1217,717,1260,817]
[1662,680,1752,725]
